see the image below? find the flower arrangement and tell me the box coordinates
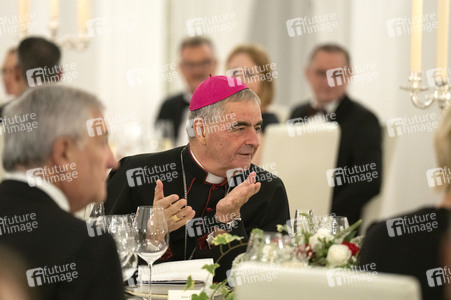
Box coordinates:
[277,214,363,268]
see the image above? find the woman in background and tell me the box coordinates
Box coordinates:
[226,44,279,164]
[358,107,451,300]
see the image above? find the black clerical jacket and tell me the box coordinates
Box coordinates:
[105,146,290,280]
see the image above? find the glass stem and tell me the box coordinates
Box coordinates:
[148,262,153,300]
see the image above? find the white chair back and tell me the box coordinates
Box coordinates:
[260,122,340,218]
[233,262,421,300]
[361,127,398,233]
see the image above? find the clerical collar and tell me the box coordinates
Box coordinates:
[310,97,340,114]
[188,149,225,184]
[4,171,71,212]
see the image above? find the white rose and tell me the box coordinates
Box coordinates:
[309,228,334,251]
[326,244,352,267]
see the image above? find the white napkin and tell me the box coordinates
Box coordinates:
[138,258,214,283]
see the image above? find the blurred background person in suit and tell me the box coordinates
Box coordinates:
[226,44,279,165]
[1,48,21,99]
[359,106,451,300]
[290,43,382,225]
[0,85,124,299]
[0,37,62,117]
[156,36,217,147]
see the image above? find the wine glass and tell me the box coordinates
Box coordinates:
[90,202,105,218]
[104,215,138,281]
[331,216,349,235]
[134,206,169,299]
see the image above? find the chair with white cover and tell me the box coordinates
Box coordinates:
[361,127,398,233]
[260,122,340,219]
[233,262,422,300]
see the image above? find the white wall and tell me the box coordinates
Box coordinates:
[0,0,446,219]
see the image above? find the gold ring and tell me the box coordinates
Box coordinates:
[171,215,180,222]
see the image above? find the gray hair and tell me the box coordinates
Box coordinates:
[2,85,104,171]
[187,88,261,138]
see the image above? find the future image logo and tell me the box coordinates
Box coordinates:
[186,13,238,37]
[286,13,338,37]
[385,212,438,238]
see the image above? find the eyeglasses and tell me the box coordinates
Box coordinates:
[180,59,214,70]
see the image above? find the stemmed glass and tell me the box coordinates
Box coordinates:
[331,216,349,235]
[134,206,169,300]
[104,215,138,281]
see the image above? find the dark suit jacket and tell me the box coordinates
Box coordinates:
[290,95,382,225]
[0,180,125,300]
[156,93,189,142]
[359,207,449,300]
[261,112,279,133]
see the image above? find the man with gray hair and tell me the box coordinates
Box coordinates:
[0,85,125,299]
[106,75,290,281]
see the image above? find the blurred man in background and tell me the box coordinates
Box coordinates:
[1,48,21,99]
[0,37,62,117]
[290,44,382,226]
[156,36,217,146]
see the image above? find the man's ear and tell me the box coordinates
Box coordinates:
[192,117,207,144]
[50,136,77,166]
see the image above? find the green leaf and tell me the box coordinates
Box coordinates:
[276,224,290,233]
[202,263,220,276]
[336,219,362,241]
[224,291,235,300]
[185,275,194,291]
[250,228,264,236]
[211,233,243,246]
[191,291,209,300]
